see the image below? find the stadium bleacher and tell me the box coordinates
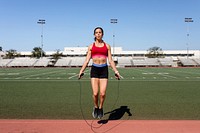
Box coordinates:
[54,57,72,67]
[132,58,159,67]
[1,47,200,68]
[6,57,37,67]
[33,58,51,67]
[1,57,200,68]
[178,58,198,66]
[70,57,85,67]
[193,58,200,66]
[0,59,13,67]
[158,57,174,67]
[117,57,132,67]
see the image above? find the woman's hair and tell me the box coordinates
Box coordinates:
[94,27,104,41]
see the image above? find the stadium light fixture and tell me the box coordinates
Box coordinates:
[37,19,46,58]
[110,19,118,58]
[184,18,193,59]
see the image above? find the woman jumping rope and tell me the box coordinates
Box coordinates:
[79,27,120,119]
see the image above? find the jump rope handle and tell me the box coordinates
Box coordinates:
[115,73,120,80]
[78,73,84,80]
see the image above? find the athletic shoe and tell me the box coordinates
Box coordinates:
[98,108,104,119]
[92,107,98,119]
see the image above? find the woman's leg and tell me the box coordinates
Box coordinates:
[99,79,108,109]
[91,78,99,108]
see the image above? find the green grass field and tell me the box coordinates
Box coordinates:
[0,67,200,120]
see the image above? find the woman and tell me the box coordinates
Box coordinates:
[79,27,120,119]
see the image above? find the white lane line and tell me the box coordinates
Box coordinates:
[16,70,65,79]
[68,70,89,79]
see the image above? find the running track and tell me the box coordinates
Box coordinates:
[0,120,200,133]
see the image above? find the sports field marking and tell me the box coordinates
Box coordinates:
[136,69,177,79]
[15,69,66,79]
[119,75,124,79]
[161,74,177,79]
[68,73,79,79]
[167,68,200,76]
[0,68,46,76]
[67,73,76,75]
[142,72,169,75]
[0,73,19,75]
[68,70,90,79]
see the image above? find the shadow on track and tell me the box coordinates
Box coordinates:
[97,106,132,124]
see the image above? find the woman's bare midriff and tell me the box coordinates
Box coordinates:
[92,58,107,64]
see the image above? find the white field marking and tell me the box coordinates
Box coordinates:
[132,77,135,79]
[68,73,76,75]
[119,75,124,79]
[142,72,153,75]
[137,69,177,79]
[142,72,169,75]
[16,70,65,79]
[185,77,189,79]
[157,73,177,79]
[166,69,200,77]
[68,74,79,79]
[1,68,44,77]
[68,70,90,79]
[153,77,157,79]
[8,73,20,75]
[0,73,19,75]
[142,77,146,79]
[197,77,200,79]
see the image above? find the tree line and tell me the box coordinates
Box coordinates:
[2,47,63,60]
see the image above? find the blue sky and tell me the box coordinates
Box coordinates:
[0,0,200,51]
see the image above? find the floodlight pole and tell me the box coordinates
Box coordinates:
[37,19,45,58]
[184,18,193,59]
[110,19,118,58]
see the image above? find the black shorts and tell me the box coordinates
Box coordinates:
[90,64,108,79]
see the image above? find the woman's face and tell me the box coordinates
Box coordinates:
[94,28,103,41]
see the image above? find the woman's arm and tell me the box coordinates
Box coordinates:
[107,44,120,78]
[79,45,92,78]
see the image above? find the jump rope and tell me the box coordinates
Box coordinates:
[78,72,128,133]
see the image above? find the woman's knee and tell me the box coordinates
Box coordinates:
[93,93,98,97]
[100,92,106,97]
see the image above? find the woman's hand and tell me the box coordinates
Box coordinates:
[115,71,120,80]
[78,72,84,79]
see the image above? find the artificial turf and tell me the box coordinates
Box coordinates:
[0,68,200,120]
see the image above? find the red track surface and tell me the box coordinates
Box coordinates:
[0,120,200,133]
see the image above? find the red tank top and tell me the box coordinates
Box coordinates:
[91,42,108,58]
